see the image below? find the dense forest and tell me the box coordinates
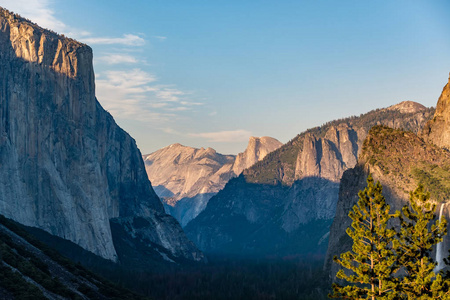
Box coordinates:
[106,256,329,300]
[0,215,330,299]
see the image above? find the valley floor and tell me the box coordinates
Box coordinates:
[100,255,330,300]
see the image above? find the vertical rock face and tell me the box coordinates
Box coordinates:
[185,102,434,257]
[143,136,282,226]
[294,126,358,182]
[325,125,450,280]
[0,8,203,263]
[232,136,283,175]
[422,74,450,148]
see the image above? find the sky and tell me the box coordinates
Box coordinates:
[2,0,450,155]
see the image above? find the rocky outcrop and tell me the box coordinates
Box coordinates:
[422,73,450,149]
[325,125,450,280]
[0,7,203,263]
[143,137,282,227]
[386,100,427,114]
[185,102,434,257]
[232,136,282,175]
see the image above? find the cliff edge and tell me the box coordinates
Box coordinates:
[0,7,203,263]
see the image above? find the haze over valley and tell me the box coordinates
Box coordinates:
[1,1,450,299]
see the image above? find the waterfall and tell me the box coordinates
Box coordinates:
[435,203,446,273]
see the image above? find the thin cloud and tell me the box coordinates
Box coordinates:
[154,88,185,102]
[1,0,67,32]
[181,101,203,106]
[3,1,201,129]
[96,69,200,123]
[1,1,146,49]
[166,107,190,112]
[161,127,182,135]
[83,34,145,46]
[189,130,252,142]
[97,54,139,65]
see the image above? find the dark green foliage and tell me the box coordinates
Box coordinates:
[411,166,450,203]
[395,185,449,299]
[0,264,47,300]
[8,219,331,300]
[0,229,78,298]
[330,175,399,299]
[0,214,150,300]
[122,256,329,300]
[331,178,450,299]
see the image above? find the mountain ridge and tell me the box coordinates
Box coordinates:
[326,74,450,281]
[144,136,282,226]
[325,125,450,279]
[185,101,434,257]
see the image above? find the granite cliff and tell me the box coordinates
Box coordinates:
[185,101,434,257]
[144,136,282,226]
[0,8,203,264]
[326,74,450,279]
[325,125,450,279]
[422,73,450,148]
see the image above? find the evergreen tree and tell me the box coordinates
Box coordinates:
[394,185,448,299]
[330,174,399,300]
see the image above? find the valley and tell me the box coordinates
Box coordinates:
[1,2,450,300]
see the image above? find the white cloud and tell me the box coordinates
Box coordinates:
[2,1,201,130]
[189,130,252,142]
[181,101,203,106]
[1,0,67,32]
[96,69,200,123]
[153,88,185,102]
[161,127,182,135]
[1,1,146,48]
[82,34,145,46]
[96,54,138,65]
[166,106,190,112]
[153,36,167,41]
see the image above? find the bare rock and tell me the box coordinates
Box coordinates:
[422,73,450,148]
[143,136,282,226]
[0,8,203,263]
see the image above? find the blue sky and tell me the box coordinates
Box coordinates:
[3,1,450,154]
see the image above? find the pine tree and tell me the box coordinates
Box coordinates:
[394,184,448,299]
[330,174,399,300]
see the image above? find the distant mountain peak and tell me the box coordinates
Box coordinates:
[169,143,184,148]
[232,136,283,175]
[144,136,282,226]
[385,101,426,114]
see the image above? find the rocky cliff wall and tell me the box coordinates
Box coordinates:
[232,136,283,175]
[186,102,434,257]
[422,73,450,148]
[0,8,203,263]
[325,125,450,280]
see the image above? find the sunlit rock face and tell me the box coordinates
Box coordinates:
[422,74,450,149]
[325,125,450,281]
[232,136,283,175]
[185,102,434,258]
[0,8,204,263]
[144,137,282,226]
[327,74,450,278]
